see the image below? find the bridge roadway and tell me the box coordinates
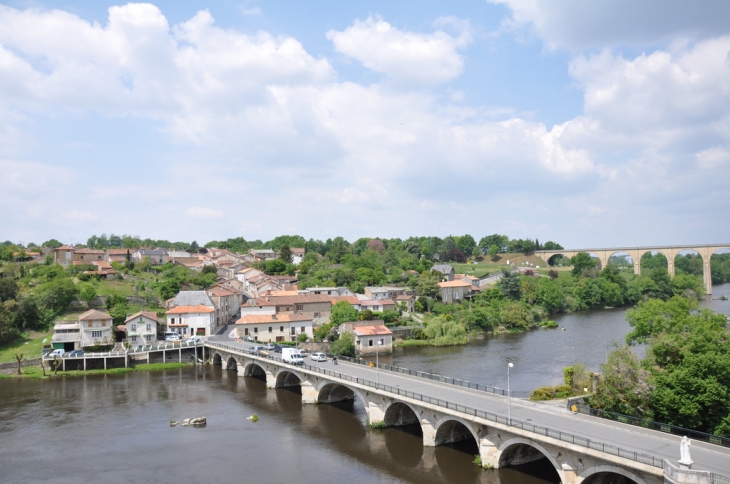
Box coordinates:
[205,335,730,478]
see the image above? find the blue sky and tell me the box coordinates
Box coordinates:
[1,0,730,247]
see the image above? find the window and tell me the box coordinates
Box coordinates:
[130,335,137,342]
[145,335,152,342]
[280,326,284,332]
[453,291,459,299]
[291,328,295,335]
[314,312,320,318]
[254,328,258,333]
[101,320,107,327]
[131,324,136,331]
[91,331,102,338]
[368,339,373,347]
[146,324,151,331]
[295,304,303,312]
[244,328,249,335]
[269,326,272,333]
[170,318,175,324]
[301,326,305,333]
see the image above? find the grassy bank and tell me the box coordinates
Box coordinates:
[0,362,193,379]
[0,330,52,363]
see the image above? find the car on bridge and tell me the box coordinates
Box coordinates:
[66,350,85,357]
[310,352,326,362]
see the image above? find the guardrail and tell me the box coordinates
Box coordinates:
[206,341,669,471]
[571,402,730,449]
[337,355,532,398]
[664,459,730,484]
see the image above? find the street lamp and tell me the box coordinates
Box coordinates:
[507,362,514,424]
[376,338,384,385]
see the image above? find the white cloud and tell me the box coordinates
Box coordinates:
[489,0,730,50]
[326,15,472,86]
[187,207,224,219]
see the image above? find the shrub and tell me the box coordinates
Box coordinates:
[530,384,573,401]
[330,333,355,356]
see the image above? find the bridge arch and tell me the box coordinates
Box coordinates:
[275,368,303,388]
[226,356,238,371]
[243,361,267,381]
[316,381,366,407]
[212,352,222,366]
[580,465,645,484]
[434,415,479,447]
[383,401,421,429]
[498,437,565,483]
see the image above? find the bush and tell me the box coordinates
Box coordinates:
[530,384,573,401]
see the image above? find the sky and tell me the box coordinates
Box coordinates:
[1,0,730,247]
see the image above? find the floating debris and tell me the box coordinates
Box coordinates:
[246,414,259,422]
[170,421,178,427]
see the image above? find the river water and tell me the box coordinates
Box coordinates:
[1,285,728,484]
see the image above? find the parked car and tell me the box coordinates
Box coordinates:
[297,349,308,357]
[273,345,283,353]
[186,336,202,344]
[67,349,85,357]
[310,352,327,362]
[263,343,275,350]
[48,349,65,358]
[165,334,181,341]
[250,345,264,353]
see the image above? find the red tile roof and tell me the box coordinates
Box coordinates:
[353,325,393,336]
[438,280,472,288]
[360,299,396,307]
[236,314,312,324]
[167,305,215,314]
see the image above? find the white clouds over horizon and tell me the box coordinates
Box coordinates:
[0,2,729,246]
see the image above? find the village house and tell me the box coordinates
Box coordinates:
[243,249,277,263]
[132,248,169,265]
[364,286,390,300]
[291,248,305,265]
[83,260,118,279]
[359,299,397,313]
[298,287,354,296]
[124,311,159,344]
[396,294,415,313]
[329,295,361,310]
[431,264,455,281]
[78,309,114,346]
[106,248,131,264]
[438,280,473,304]
[235,314,313,343]
[338,322,393,355]
[53,245,75,268]
[166,305,215,336]
[207,286,242,324]
[73,248,105,263]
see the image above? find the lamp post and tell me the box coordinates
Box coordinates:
[507,362,514,424]
[376,338,383,385]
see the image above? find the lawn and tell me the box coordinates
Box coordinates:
[452,253,560,278]
[0,330,52,363]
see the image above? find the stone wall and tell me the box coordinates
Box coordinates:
[298,342,331,353]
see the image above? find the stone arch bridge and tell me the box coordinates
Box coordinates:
[536,244,730,295]
[207,342,728,484]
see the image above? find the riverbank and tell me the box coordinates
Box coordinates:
[0,362,193,379]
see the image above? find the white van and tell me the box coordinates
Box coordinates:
[281,348,304,365]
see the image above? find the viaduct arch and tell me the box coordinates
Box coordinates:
[536,244,730,295]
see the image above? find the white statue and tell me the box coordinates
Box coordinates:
[679,436,692,467]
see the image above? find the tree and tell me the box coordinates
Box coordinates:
[456,234,476,256]
[14,353,23,375]
[592,345,654,417]
[201,264,218,275]
[279,244,293,264]
[330,332,355,356]
[41,239,63,249]
[366,239,385,253]
[543,241,564,250]
[330,301,358,326]
[189,240,199,252]
[488,244,500,261]
[416,276,439,299]
[0,277,18,302]
[497,269,521,300]
[36,278,78,314]
[78,284,97,309]
[570,252,597,276]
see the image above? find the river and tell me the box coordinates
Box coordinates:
[1,285,728,484]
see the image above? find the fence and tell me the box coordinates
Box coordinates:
[571,402,730,449]
[664,459,730,484]
[338,355,532,398]
[206,341,668,470]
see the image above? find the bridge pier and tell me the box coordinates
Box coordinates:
[301,379,318,404]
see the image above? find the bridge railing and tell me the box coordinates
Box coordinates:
[206,341,667,469]
[570,401,730,449]
[336,355,532,398]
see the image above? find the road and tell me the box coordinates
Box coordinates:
[207,326,730,476]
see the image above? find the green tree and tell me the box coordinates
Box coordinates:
[36,278,78,314]
[41,239,63,249]
[497,269,521,300]
[78,284,97,309]
[189,240,199,252]
[0,277,18,302]
[488,244,500,261]
[534,278,565,313]
[330,332,355,356]
[330,300,358,326]
[279,244,293,264]
[592,345,654,418]
[570,252,597,276]
[416,276,439,299]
